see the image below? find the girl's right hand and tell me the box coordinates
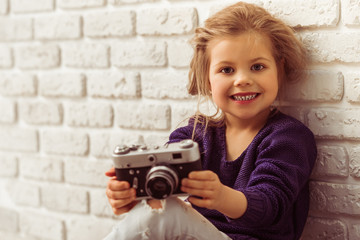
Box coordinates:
[105,167,138,215]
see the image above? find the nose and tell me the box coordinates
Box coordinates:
[233,71,253,87]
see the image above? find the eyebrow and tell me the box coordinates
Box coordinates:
[211,57,272,67]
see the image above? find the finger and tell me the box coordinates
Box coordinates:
[181,186,214,199]
[187,196,213,209]
[112,201,139,215]
[188,170,217,180]
[106,187,136,200]
[182,178,215,190]
[107,179,130,191]
[105,167,116,177]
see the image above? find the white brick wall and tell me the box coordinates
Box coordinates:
[0,0,359,239]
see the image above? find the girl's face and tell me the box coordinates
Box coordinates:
[208,32,279,126]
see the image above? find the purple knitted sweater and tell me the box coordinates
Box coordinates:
[168,111,317,240]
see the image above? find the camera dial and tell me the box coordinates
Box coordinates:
[145,165,179,199]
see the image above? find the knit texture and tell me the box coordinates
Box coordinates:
[169,111,317,240]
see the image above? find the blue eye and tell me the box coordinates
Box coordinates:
[220,67,234,74]
[251,64,265,71]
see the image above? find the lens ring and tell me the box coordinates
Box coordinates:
[145,166,179,199]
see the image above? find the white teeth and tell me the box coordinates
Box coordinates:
[233,94,257,101]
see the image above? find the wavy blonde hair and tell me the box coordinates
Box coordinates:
[188,2,308,130]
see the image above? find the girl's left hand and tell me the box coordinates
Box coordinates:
[181,170,225,211]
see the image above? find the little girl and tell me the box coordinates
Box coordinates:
[105,2,317,240]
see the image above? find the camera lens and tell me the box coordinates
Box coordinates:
[145,166,178,199]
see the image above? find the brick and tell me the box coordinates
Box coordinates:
[12,0,53,13]
[90,131,143,158]
[307,109,360,140]
[39,73,85,98]
[0,98,16,123]
[0,0,8,14]
[285,70,344,102]
[42,184,88,213]
[42,130,88,156]
[87,71,140,99]
[63,43,109,68]
[171,103,197,130]
[0,45,12,68]
[0,232,37,240]
[16,45,60,69]
[141,70,190,99]
[90,189,113,217]
[143,134,170,147]
[0,18,32,41]
[344,72,360,103]
[110,0,155,4]
[0,127,38,152]
[20,156,62,181]
[0,154,18,177]
[343,0,360,26]
[59,0,105,8]
[112,41,166,67]
[311,145,348,178]
[115,101,171,130]
[8,181,40,207]
[20,211,64,240]
[349,146,360,178]
[310,181,360,215]
[64,158,111,187]
[301,217,347,240]
[66,216,115,240]
[66,101,113,127]
[0,207,18,232]
[0,73,36,96]
[351,223,360,240]
[168,40,193,68]
[137,7,198,35]
[19,100,62,125]
[35,15,81,40]
[301,32,360,63]
[84,11,135,38]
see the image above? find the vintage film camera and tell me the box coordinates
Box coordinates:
[112,139,202,200]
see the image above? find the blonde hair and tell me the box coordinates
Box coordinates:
[188,2,308,130]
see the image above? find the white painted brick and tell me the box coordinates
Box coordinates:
[112,41,166,67]
[84,11,135,38]
[8,181,40,207]
[63,43,109,68]
[20,156,62,182]
[110,0,155,4]
[141,70,190,99]
[0,98,16,123]
[19,100,62,125]
[0,127,38,152]
[12,0,53,13]
[35,15,81,40]
[59,0,105,9]
[0,73,36,96]
[16,45,60,69]
[64,158,111,187]
[0,154,18,177]
[66,216,115,240]
[343,0,360,26]
[168,40,193,68]
[280,106,306,124]
[39,73,85,98]
[0,207,18,232]
[0,0,8,14]
[349,146,360,178]
[90,189,113,217]
[87,71,140,99]
[301,32,360,63]
[42,130,88,156]
[0,232,37,240]
[90,131,143,158]
[0,18,32,41]
[20,211,64,240]
[301,217,347,240]
[42,184,88,213]
[307,108,360,140]
[285,71,344,102]
[311,145,348,178]
[66,101,113,127]
[0,45,12,68]
[115,101,171,130]
[143,134,170,147]
[137,7,197,35]
[344,72,360,103]
[171,103,197,130]
[310,181,360,215]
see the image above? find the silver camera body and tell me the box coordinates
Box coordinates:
[112,139,201,200]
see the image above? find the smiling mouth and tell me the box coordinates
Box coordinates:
[231,93,259,101]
